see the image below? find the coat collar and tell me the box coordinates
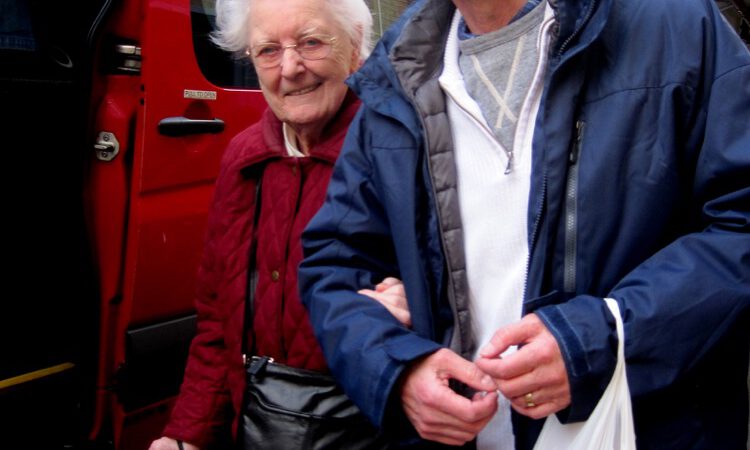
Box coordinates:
[548,0,611,65]
[229,89,361,173]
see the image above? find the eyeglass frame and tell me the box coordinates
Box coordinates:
[246,35,338,68]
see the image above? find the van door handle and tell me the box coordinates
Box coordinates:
[157,117,225,136]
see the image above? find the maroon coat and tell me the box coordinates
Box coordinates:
[163,94,361,448]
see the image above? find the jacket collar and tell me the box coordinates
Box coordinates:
[230,90,360,173]
[349,0,453,113]
[345,1,441,137]
[548,0,612,65]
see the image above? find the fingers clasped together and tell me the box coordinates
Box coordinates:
[399,313,572,445]
[361,278,571,443]
[400,348,499,446]
[476,313,571,420]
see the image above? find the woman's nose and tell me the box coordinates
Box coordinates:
[280,46,305,77]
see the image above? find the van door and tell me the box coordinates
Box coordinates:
[86,0,264,448]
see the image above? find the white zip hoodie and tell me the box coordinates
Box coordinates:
[438,5,555,449]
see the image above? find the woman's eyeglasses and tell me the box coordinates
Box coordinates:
[248,35,337,68]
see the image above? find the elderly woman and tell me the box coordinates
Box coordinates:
[149,1,409,449]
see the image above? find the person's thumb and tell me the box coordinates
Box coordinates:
[480,315,540,358]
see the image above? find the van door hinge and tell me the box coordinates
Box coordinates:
[113,44,142,74]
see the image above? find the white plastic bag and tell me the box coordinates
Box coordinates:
[533,298,636,450]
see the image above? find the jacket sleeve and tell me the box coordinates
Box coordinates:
[162,160,235,448]
[535,6,750,422]
[299,108,443,429]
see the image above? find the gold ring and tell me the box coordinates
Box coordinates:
[524,392,535,408]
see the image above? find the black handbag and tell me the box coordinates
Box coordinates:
[240,172,389,449]
[241,355,389,449]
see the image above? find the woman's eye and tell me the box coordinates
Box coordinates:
[257,46,279,57]
[300,38,323,49]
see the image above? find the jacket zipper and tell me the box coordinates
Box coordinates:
[557,0,598,56]
[522,172,548,304]
[563,120,584,293]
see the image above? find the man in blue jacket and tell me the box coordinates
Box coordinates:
[299,0,750,448]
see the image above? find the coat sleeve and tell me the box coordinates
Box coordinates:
[299,108,443,429]
[162,158,236,448]
[535,4,750,423]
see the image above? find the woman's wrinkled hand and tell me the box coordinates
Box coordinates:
[358,277,412,328]
[148,437,199,450]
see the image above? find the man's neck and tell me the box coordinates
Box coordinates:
[452,0,528,34]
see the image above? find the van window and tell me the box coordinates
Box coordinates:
[191,0,259,89]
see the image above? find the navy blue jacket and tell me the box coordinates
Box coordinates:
[300,0,750,448]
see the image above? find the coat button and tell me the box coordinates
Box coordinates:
[291,166,297,176]
[271,270,280,281]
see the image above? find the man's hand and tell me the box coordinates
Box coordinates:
[359,277,412,327]
[400,348,498,445]
[476,313,570,419]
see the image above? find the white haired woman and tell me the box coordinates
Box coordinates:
[149,0,408,448]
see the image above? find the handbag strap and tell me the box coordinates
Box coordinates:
[242,167,265,364]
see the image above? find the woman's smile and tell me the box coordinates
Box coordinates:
[286,83,321,96]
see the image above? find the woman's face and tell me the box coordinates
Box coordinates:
[248,0,360,135]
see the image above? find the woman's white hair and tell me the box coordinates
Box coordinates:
[211,0,373,60]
